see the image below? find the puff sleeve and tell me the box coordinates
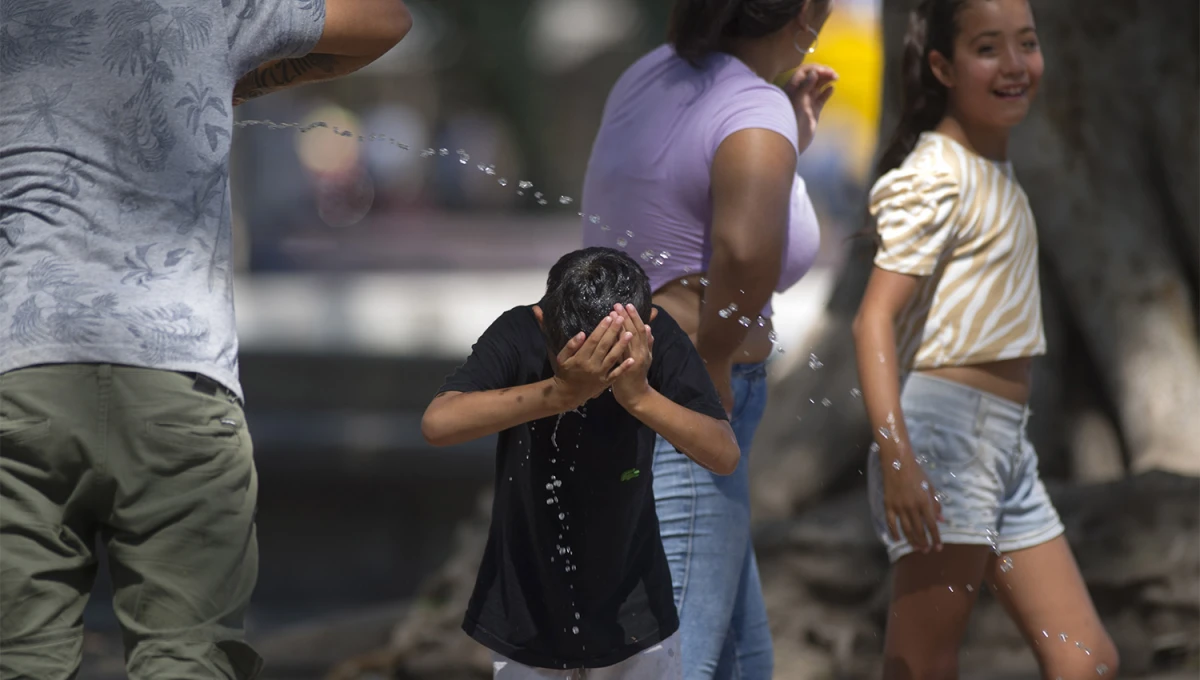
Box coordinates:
[868,163,960,276]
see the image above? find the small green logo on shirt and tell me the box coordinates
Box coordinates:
[620,468,640,482]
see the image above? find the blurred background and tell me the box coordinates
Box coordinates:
[79,0,1198,678]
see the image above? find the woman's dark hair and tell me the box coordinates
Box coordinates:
[539,247,653,352]
[874,0,971,176]
[668,0,832,66]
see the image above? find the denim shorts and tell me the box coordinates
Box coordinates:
[867,373,1065,563]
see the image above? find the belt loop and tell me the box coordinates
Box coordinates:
[974,396,988,437]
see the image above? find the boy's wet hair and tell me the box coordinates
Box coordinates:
[539,247,653,353]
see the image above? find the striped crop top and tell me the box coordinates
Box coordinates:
[868,131,1046,371]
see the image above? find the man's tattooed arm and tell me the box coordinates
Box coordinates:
[232,53,375,106]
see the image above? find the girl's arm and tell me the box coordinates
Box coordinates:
[852,267,943,552]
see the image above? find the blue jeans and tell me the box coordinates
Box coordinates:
[652,362,772,679]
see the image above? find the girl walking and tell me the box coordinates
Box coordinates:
[853,0,1118,677]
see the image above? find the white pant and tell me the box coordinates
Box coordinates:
[491,632,682,680]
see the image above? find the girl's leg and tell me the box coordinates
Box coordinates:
[986,536,1118,679]
[882,546,993,680]
[988,437,1116,678]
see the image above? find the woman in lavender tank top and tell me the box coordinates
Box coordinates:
[580,1,836,676]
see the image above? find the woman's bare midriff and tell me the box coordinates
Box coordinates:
[653,275,775,364]
[919,357,1034,405]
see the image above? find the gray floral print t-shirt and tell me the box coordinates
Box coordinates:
[0,0,325,401]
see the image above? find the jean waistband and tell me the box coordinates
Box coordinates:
[902,373,1030,434]
[732,361,768,380]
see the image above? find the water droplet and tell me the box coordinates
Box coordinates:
[1096,663,1108,675]
[420,148,436,158]
[1059,633,1068,642]
[821,398,832,407]
[438,148,449,156]
[808,353,824,370]
[572,626,579,634]
[699,277,710,287]
[850,388,863,398]
[589,214,601,224]
[625,230,634,238]
[738,316,752,327]
[948,586,954,593]
[1041,630,1049,638]
[768,330,778,343]
[600,224,611,231]
[554,480,562,487]
[920,480,930,491]
[559,196,573,205]
[575,612,580,620]
[558,513,565,520]
[965,583,974,592]
[477,163,487,172]
[659,251,671,260]
[718,308,732,319]
[546,498,555,505]
[892,459,902,470]
[518,180,533,190]
[616,237,628,248]
[756,316,766,327]
[498,178,508,187]
[879,427,892,440]
[486,165,496,175]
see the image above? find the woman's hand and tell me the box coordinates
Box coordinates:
[881,448,944,553]
[784,63,838,153]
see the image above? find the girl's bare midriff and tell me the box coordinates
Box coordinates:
[920,357,1034,405]
[653,275,776,365]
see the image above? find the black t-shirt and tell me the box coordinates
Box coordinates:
[438,305,726,669]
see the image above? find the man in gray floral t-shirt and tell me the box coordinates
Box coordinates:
[0,1,411,677]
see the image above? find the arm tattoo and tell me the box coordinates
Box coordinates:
[233,54,365,106]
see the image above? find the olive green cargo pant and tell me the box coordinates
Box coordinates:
[0,364,261,679]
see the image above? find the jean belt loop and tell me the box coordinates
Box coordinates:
[973,396,988,438]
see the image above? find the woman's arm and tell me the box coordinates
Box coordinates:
[696,128,796,410]
[852,267,942,552]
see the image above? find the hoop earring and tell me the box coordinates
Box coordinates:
[794,25,819,55]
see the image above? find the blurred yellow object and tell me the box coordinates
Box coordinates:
[773,7,883,180]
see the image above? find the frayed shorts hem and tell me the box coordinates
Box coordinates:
[885,520,1066,564]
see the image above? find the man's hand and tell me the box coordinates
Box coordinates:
[550,311,632,411]
[610,304,655,410]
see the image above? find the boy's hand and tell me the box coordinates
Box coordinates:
[610,304,654,410]
[551,311,633,410]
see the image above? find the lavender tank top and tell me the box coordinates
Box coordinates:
[580,45,821,318]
